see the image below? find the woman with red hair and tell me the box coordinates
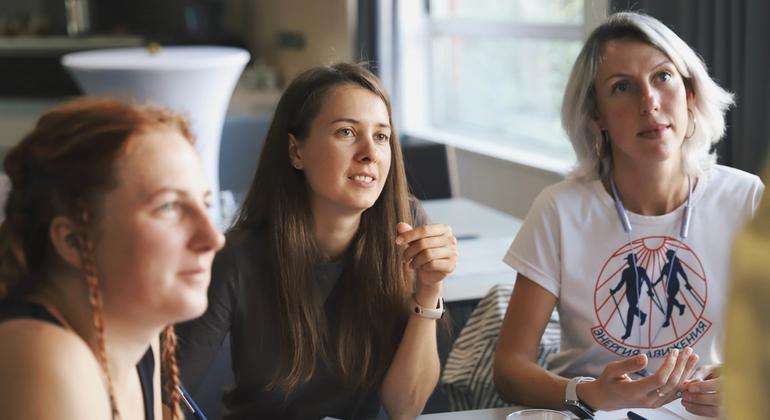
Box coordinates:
[0,98,224,419]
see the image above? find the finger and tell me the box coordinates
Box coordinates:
[682,400,720,417]
[678,353,700,387]
[414,257,456,274]
[632,349,678,394]
[410,247,456,269]
[658,347,694,394]
[650,351,698,405]
[705,365,721,380]
[396,224,451,245]
[396,222,413,235]
[686,378,719,393]
[683,390,720,407]
[403,236,455,262]
[690,363,718,381]
[604,354,648,379]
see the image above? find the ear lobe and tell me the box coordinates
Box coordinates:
[287,134,304,170]
[589,117,604,137]
[49,216,83,269]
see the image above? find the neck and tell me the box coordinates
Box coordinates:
[34,275,160,388]
[311,200,362,260]
[608,158,689,216]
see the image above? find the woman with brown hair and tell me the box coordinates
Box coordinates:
[177,62,458,419]
[0,98,225,420]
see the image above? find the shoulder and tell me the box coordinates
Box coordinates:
[529,177,596,214]
[701,165,764,212]
[0,320,111,419]
[706,165,763,191]
[216,225,269,273]
[224,224,268,252]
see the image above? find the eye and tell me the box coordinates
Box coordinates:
[611,80,630,94]
[656,71,673,82]
[375,133,390,142]
[157,201,182,213]
[336,128,354,137]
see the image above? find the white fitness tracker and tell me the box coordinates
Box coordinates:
[565,376,596,419]
[411,295,445,319]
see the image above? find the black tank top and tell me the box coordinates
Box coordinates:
[0,300,155,420]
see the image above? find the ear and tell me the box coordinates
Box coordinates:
[287,134,304,170]
[589,114,605,137]
[686,89,695,109]
[49,216,83,269]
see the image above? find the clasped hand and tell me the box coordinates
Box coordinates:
[396,222,458,295]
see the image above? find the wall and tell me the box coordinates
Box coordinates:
[453,148,564,220]
[0,98,63,148]
[250,0,355,85]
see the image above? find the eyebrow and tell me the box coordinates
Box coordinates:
[602,60,674,83]
[330,117,390,129]
[145,187,212,202]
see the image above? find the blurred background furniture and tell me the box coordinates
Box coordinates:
[442,284,561,411]
[62,46,249,226]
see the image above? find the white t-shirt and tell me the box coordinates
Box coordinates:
[503,165,764,378]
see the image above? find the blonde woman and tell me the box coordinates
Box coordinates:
[494,12,762,417]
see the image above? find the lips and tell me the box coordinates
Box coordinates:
[637,123,671,139]
[179,267,206,276]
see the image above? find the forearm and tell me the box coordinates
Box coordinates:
[380,287,441,419]
[493,354,569,409]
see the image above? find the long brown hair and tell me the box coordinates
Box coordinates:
[232,63,413,393]
[0,98,189,419]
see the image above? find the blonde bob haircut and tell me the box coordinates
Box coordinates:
[562,11,734,181]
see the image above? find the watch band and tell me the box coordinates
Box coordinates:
[411,295,444,319]
[565,376,596,419]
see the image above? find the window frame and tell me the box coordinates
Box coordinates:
[389,0,608,174]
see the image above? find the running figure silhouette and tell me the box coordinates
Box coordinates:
[610,253,654,340]
[653,249,692,327]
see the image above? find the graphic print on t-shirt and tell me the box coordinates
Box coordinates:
[591,236,711,359]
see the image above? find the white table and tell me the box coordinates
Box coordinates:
[422,198,522,302]
[422,198,522,239]
[417,400,710,419]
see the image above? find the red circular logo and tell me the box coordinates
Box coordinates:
[591,236,711,358]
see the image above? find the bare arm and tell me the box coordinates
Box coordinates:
[493,274,567,408]
[380,222,457,419]
[493,274,700,411]
[380,286,442,420]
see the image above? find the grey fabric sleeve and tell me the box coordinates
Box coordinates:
[410,195,430,227]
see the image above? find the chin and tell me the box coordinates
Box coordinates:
[633,146,678,165]
[339,195,380,213]
[166,292,209,323]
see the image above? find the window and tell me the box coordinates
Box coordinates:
[395,0,607,172]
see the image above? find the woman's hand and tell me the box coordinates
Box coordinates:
[681,366,721,417]
[396,222,458,300]
[580,347,699,411]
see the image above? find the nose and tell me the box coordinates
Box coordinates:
[355,134,378,163]
[191,206,225,253]
[640,84,660,115]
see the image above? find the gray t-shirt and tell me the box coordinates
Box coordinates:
[177,199,428,419]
